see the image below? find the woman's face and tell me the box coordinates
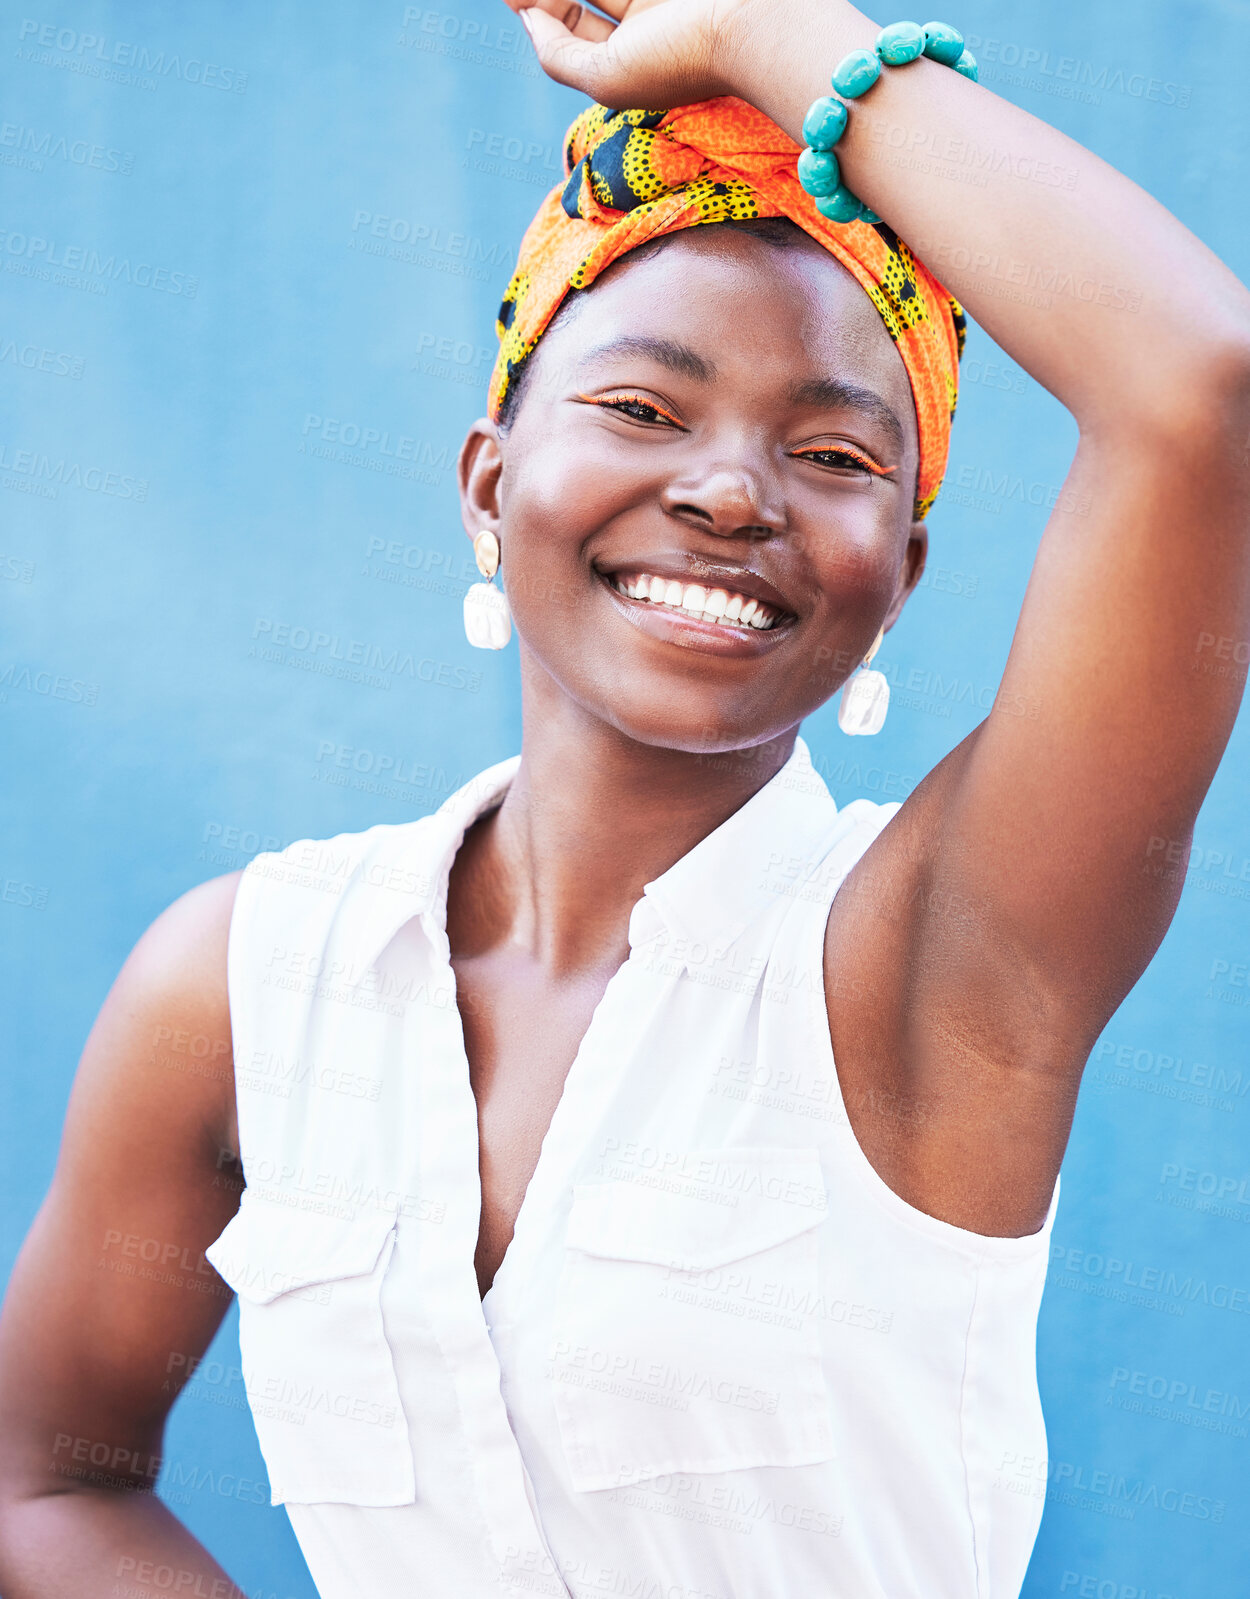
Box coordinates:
[459,224,927,755]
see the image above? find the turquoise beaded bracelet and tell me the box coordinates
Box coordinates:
[798,20,978,225]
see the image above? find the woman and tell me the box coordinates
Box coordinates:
[1,0,1247,1593]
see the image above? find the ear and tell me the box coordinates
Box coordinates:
[458,418,504,545]
[882,521,928,631]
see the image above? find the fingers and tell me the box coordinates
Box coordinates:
[508,0,629,24]
[564,0,632,22]
[519,5,622,94]
[515,0,714,107]
[520,0,616,45]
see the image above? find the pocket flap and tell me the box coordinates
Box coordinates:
[567,1147,828,1272]
[206,1195,397,1303]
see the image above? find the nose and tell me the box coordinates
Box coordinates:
[660,455,787,541]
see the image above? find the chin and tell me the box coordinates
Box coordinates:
[516,624,814,757]
[595,688,797,758]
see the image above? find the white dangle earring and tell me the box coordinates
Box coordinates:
[838,626,889,736]
[463,529,512,650]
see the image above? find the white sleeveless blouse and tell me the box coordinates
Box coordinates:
[206,736,1057,1599]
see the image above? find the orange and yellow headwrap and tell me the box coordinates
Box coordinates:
[488,98,966,520]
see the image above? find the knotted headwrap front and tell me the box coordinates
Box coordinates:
[488,99,966,519]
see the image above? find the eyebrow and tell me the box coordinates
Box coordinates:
[577,335,718,384]
[787,377,906,455]
[577,338,907,454]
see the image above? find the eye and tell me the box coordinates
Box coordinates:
[790,444,897,478]
[577,391,685,429]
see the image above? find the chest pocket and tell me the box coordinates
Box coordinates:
[549,1147,835,1492]
[205,1194,417,1506]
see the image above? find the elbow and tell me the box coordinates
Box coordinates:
[1196,318,1250,404]
[1165,315,1250,423]
[1083,324,1250,449]
[1220,327,1250,435]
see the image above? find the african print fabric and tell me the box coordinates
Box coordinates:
[488,98,966,519]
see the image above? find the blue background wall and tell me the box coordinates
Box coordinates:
[2,2,1247,1594]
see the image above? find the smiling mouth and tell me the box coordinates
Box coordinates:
[604,571,793,632]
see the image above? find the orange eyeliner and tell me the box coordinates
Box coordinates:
[576,391,684,428]
[792,446,898,477]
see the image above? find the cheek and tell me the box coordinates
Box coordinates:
[504,430,612,545]
[499,432,649,609]
[802,505,906,613]
[496,445,601,640]
[786,509,905,697]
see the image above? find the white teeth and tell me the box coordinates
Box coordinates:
[609,572,785,632]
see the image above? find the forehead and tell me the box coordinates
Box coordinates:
[535,224,916,422]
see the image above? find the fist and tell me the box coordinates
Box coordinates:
[502,0,762,109]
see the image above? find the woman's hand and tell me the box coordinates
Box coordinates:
[503,0,768,108]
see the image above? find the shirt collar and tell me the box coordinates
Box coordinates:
[348,754,520,978]
[628,735,841,958]
[349,737,839,978]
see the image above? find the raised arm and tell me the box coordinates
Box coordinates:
[735,4,1250,1224]
[0,875,246,1598]
[511,0,1250,867]
[711,0,1250,1005]
[502,0,1250,1229]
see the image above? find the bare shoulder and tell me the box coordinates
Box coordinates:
[129,868,243,989]
[67,869,245,1171]
[823,729,1087,1238]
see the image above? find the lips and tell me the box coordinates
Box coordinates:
[593,570,798,660]
[607,571,785,629]
[593,555,797,639]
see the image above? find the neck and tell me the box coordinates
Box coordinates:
[451,657,799,975]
